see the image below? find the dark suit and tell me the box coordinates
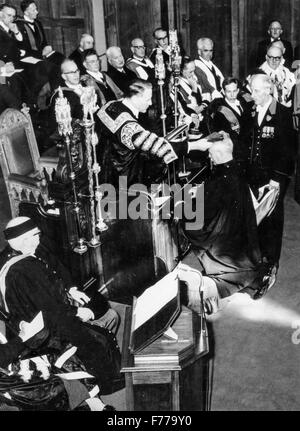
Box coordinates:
[16,18,47,58]
[256,38,293,68]
[242,97,296,265]
[294,45,300,61]
[0,26,21,65]
[69,48,86,75]
[105,64,136,96]
[0,83,21,114]
[83,71,116,106]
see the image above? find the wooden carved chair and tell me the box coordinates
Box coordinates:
[0,108,58,217]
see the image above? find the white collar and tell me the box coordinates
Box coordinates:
[199,57,213,68]
[24,15,35,24]
[256,97,272,112]
[65,82,83,91]
[87,70,104,81]
[226,99,241,108]
[122,98,139,118]
[0,21,9,32]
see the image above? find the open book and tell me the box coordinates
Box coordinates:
[250,185,279,225]
[129,270,180,353]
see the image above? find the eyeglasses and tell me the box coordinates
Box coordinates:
[201,49,214,52]
[156,36,168,41]
[132,45,146,49]
[86,58,99,63]
[267,55,282,61]
[270,27,282,31]
[64,69,79,74]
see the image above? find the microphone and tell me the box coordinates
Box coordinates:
[155,47,166,81]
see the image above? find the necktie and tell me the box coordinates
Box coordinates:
[210,64,222,92]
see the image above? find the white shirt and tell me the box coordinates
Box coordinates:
[0,21,22,41]
[122,98,139,119]
[24,14,35,31]
[87,70,104,83]
[256,97,272,126]
[225,99,243,115]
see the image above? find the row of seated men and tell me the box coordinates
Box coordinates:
[0,3,298,410]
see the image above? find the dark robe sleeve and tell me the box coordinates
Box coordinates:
[0,337,24,368]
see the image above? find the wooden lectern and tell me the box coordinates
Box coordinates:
[121,305,210,411]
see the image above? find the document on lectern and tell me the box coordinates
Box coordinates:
[129,270,180,353]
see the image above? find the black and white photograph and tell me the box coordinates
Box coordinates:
[0,0,299,413]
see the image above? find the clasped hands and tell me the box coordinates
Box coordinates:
[188,130,229,152]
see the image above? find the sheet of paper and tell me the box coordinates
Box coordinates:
[0,69,23,77]
[133,270,178,331]
[20,311,44,342]
[21,56,42,64]
[56,371,94,380]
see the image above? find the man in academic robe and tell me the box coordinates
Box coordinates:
[149,27,171,72]
[0,217,124,398]
[126,38,155,82]
[259,45,295,108]
[242,73,296,275]
[16,0,49,59]
[82,48,116,107]
[194,38,224,101]
[97,79,212,187]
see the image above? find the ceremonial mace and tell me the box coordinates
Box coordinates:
[169,30,190,180]
[80,86,108,247]
[55,88,87,255]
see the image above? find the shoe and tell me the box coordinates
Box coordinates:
[253,264,277,300]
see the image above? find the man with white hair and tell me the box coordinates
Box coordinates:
[0,216,124,400]
[105,46,136,98]
[194,38,224,100]
[243,74,296,278]
[69,33,94,75]
[259,44,295,107]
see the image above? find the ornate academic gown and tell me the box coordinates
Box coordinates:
[1,254,123,395]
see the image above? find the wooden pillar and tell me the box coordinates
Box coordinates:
[91,0,108,70]
[231,0,239,77]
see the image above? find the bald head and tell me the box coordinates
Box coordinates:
[266,46,283,70]
[106,46,125,70]
[208,137,233,165]
[271,40,285,54]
